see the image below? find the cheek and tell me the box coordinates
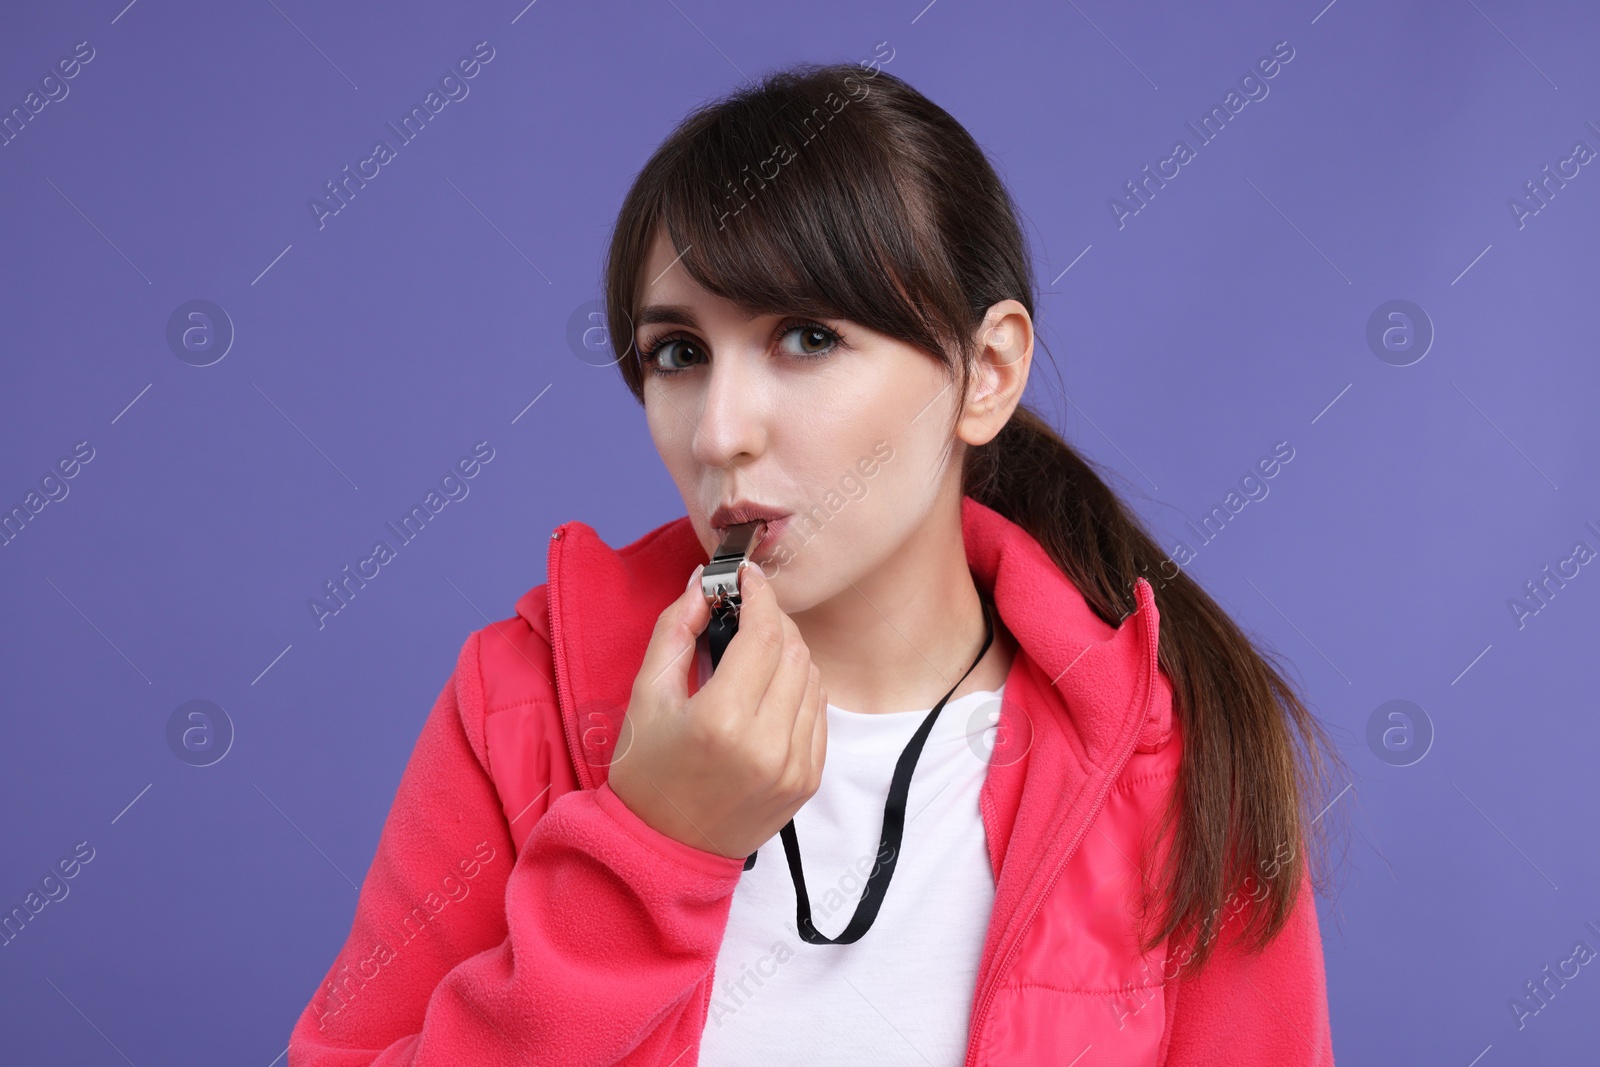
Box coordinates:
[786,388,932,540]
[784,390,876,490]
[646,403,698,497]
[644,394,692,470]
[841,378,963,549]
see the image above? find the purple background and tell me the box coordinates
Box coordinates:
[3,0,1597,1063]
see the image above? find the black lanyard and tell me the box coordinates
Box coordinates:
[725,598,996,944]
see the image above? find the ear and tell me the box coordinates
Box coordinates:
[957,299,1033,447]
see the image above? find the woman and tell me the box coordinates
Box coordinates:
[289,61,1342,1066]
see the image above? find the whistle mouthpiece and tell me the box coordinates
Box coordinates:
[701,520,766,616]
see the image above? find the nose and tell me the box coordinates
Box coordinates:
[691,348,768,470]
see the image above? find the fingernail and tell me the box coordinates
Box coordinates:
[686,563,704,592]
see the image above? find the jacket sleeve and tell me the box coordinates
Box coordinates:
[287,624,749,1067]
[1158,852,1335,1066]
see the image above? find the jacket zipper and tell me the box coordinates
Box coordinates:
[545,524,595,793]
[547,521,725,1060]
[962,582,1159,1067]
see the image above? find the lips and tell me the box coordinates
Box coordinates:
[710,501,791,559]
[710,501,790,529]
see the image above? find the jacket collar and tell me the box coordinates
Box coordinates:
[524,494,1170,792]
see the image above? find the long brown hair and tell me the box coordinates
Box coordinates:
[600,61,1344,973]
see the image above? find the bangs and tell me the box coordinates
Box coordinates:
[606,63,978,397]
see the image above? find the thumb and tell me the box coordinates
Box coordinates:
[734,561,776,624]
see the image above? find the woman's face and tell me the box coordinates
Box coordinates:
[633,225,974,613]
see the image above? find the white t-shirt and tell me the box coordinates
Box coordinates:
[698,685,1005,1067]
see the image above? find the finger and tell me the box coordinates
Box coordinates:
[809,675,828,779]
[638,563,709,702]
[789,663,822,773]
[754,614,811,729]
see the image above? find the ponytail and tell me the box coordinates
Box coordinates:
[965,404,1343,970]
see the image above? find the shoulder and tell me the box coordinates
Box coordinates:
[455,582,579,848]
[470,581,558,713]
[1116,659,1183,799]
[1089,663,1184,897]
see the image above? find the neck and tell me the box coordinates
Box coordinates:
[787,498,1015,716]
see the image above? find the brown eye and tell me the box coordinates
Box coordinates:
[645,334,704,375]
[779,322,842,359]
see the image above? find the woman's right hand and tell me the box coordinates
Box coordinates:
[606,563,828,861]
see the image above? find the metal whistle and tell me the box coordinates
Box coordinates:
[698,519,766,674]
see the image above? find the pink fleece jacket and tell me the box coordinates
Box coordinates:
[287,496,1335,1065]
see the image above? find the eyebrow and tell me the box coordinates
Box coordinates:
[634,304,702,332]
[634,302,790,335]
